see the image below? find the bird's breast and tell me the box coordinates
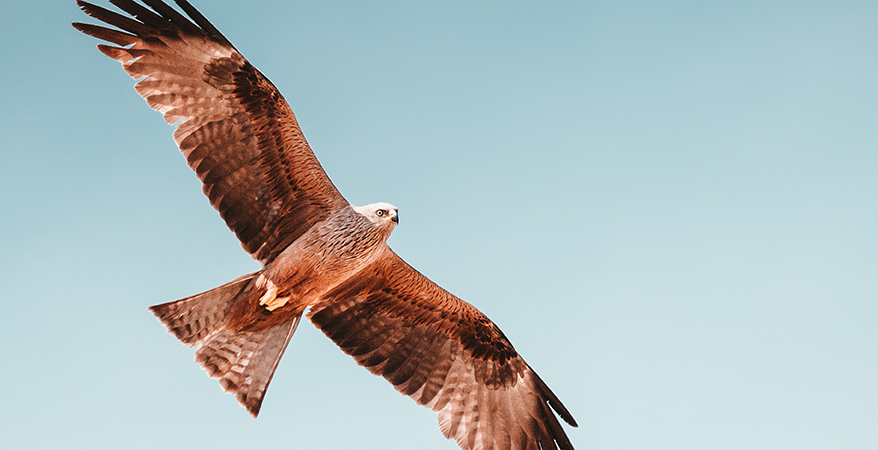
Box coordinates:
[260,211,387,309]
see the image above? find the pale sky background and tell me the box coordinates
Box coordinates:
[1,0,876,449]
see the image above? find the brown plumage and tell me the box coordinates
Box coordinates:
[73,1,577,449]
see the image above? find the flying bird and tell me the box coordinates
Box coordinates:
[73,1,577,449]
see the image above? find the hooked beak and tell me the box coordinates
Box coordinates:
[391,211,399,223]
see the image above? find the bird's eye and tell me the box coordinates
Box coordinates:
[376,209,385,217]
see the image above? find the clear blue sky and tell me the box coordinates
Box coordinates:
[1,0,876,449]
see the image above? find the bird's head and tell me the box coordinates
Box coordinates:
[355,202,399,228]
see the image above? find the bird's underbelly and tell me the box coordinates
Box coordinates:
[226,210,385,331]
[224,263,361,333]
[252,237,380,315]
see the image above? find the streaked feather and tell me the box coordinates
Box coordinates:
[309,248,576,450]
[75,1,577,448]
[73,0,347,264]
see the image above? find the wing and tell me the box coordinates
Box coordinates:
[73,0,348,264]
[308,248,577,450]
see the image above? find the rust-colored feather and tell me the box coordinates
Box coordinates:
[73,0,348,264]
[75,1,577,448]
[194,315,301,417]
[308,248,577,450]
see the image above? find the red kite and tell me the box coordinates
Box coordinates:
[74,1,577,449]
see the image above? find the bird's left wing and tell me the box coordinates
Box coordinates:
[308,248,577,450]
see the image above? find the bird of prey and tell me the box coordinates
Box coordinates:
[73,1,577,449]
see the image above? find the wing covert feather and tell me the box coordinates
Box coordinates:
[308,249,577,450]
[74,0,348,263]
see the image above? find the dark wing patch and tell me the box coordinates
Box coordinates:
[308,249,577,450]
[73,0,348,263]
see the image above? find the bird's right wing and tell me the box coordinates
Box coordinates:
[73,0,349,264]
[309,247,577,450]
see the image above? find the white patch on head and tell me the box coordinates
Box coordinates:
[354,202,399,225]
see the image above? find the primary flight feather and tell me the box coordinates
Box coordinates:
[73,1,577,449]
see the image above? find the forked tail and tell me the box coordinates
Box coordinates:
[149,272,302,416]
[149,273,258,347]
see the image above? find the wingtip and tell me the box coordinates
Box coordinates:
[550,395,578,428]
[75,0,98,15]
[531,368,578,428]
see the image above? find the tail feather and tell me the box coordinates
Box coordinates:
[149,272,259,346]
[148,271,302,416]
[196,315,301,416]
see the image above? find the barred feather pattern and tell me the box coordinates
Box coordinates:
[148,272,258,346]
[75,1,578,446]
[147,270,300,416]
[309,249,577,450]
[195,315,301,417]
[73,0,348,265]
